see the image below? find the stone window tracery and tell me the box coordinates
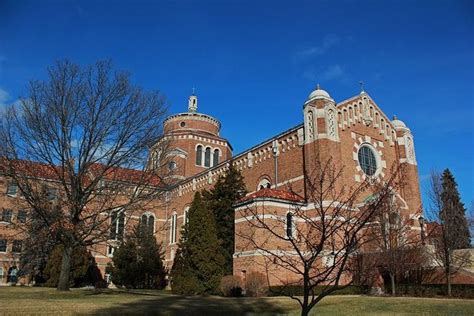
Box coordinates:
[327,109,336,137]
[358,145,377,176]
[307,111,314,140]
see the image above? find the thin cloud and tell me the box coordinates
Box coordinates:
[0,87,10,107]
[295,34,340,59]
[303,64,347,82]
[321,65,345,81]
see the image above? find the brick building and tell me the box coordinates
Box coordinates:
[0,85,424,286]
[152,86,423,285]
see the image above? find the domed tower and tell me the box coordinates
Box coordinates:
[148,93,232,180]
[303,84,339,144]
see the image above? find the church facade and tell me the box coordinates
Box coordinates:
[151,86,423,284]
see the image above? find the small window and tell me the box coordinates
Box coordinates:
[180,121,186,127]
[168,161,177,171]
[204,147,211,167]
[1,209,13,223]
[184,208,189,226]
[47,188,58,201]
[12,240,22,253]
[358,145,378,176]
[170,213,177,244]
[213,149,219,167]
[258,179,271,191]
[286,213,294,239]
[6,183,18,197]
[110,210,125,241]
[0,239,6,252]
[140,213,155,234]
[196,145,203,166]
[17,210,27,223]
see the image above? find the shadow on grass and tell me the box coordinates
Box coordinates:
[88,292,292,316]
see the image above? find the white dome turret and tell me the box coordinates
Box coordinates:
[391,115,407,129]
[305,84,334,104]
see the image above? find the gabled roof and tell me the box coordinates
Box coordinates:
[236,188,305,206]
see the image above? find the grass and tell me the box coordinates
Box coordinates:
[0,286,473,315]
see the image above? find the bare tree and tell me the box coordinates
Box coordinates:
[236,159,403,316]
[367,194,423,295]
[425,171,471,296]
[0,60,169,291]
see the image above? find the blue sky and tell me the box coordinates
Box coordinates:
[1,0,473,210]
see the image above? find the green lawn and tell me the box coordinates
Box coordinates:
[0,287,473,315]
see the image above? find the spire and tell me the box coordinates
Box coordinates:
[316,83,320,90]
[188,89,198,112]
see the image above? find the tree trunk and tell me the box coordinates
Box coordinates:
[390,272,396,296]
[57,245,73,291]
[447,270,452,297]
[301,307,309,316]
[301,272,309,316]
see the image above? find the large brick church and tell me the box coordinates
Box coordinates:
[0,85,423,285]
[151,85,423,283]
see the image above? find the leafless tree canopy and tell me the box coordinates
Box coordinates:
[0,60,169,290]
[237,158,403,315]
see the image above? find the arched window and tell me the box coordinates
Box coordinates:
[196,145,203,166]
[170,213,177,244]
[141,213,155,234]
[204,147,211,167]
[286,212,294,239]
[213,149,219,167]
[110,210,125,241]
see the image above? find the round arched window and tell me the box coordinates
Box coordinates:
[358,145,377,176]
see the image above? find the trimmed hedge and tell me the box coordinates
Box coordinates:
[388,284,474,298]
[268,285,368,297]
[269,284,474,298]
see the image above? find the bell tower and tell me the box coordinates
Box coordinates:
[148,92,233,181]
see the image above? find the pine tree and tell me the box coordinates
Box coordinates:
[170,192,225,294]
[111,224,166,289]
[43,244,95,287]
[440,169,470,249]
[203,163,247,274]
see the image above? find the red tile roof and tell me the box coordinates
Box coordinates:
[238,188,305,204]
[89,163,162,186]
[1,158,162,187]
[0,158,62,180]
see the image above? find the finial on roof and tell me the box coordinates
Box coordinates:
[188,90,198,113]
[317,83,320,90]
[192,87,196,95]
[393,115,398,120]
[359,80,365,94]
